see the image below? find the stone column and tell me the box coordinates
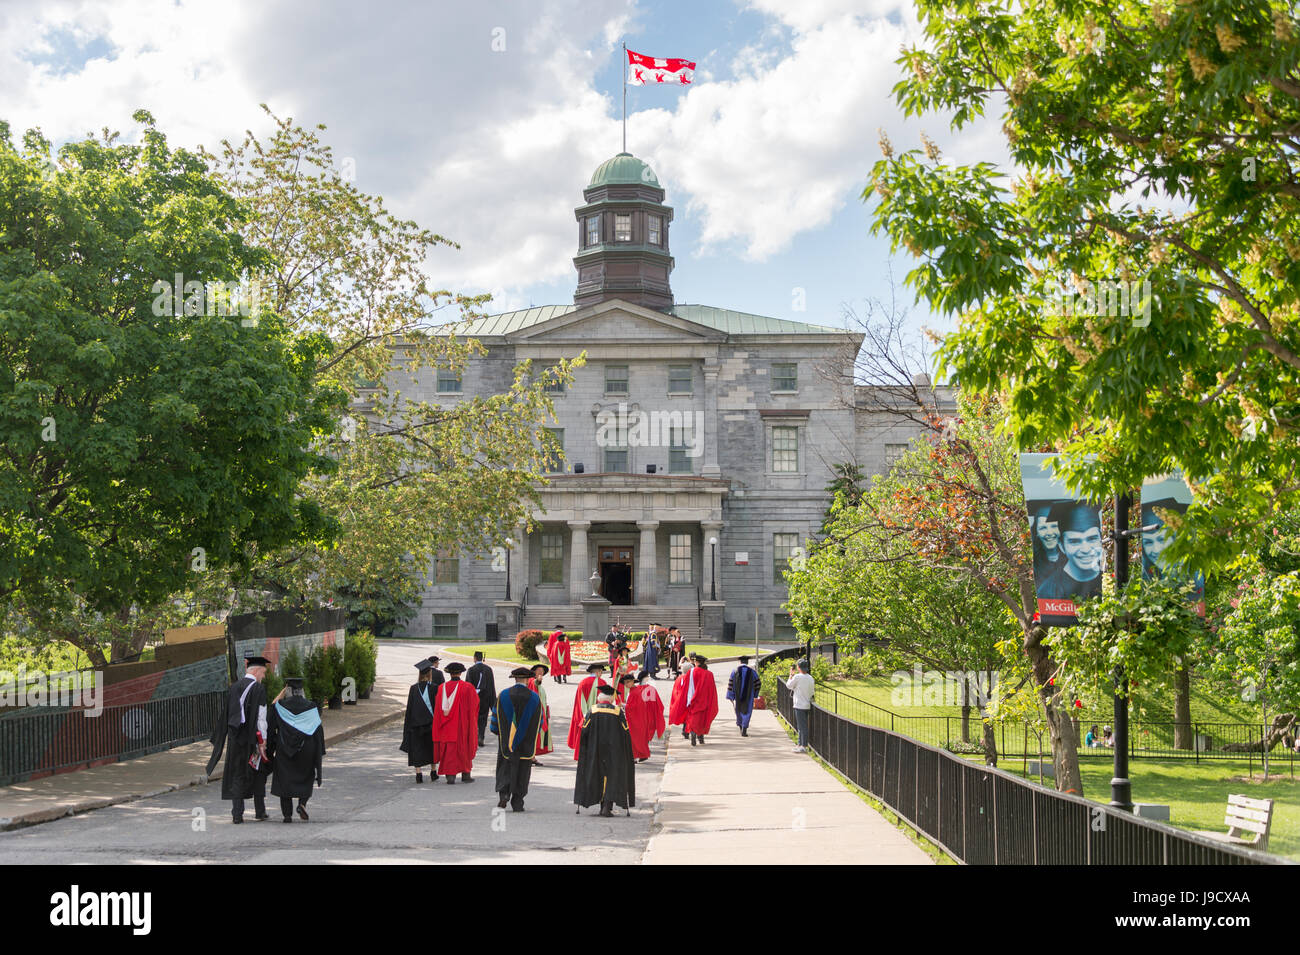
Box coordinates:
[568,520,591,604]
[507,525,527,602]
[701,519,723,602]
[702,360,721,478]
[637,520,659,605]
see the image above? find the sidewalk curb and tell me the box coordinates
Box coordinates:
[0,702,405,833]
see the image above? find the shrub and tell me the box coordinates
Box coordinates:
[810,655,832,683]
[263,667,284,703]
[324,644,346,698]
[514,629,547,660]
[346,629,378,693]
[304,646,334,704]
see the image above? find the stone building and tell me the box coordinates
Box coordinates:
[395,152,940,643]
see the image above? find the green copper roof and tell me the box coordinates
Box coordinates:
[589,153,659,188]
[444,303,845,338]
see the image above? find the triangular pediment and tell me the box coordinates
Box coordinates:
[511,299,726,343]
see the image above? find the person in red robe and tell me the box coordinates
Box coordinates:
[667,657,695,739]
[546,628,572,684]
[527,663,552,761]
[622,674,665,762]
[567,663,609,760]
[432,661,479,783]
[683,656,720,747]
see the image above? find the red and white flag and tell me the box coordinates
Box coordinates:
[627,48,695,86]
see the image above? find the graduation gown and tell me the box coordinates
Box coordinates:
[574,702,636,809]
[726,665,761,729]
[641,636,659,678]
[624,683,666,760]
[684,665,720,736]
[268,697,325,799]
[492,684,542,801]
[400,681,436,767]
[545,633,572,677]
[207,675,268,801]
[668,669,690,727]
[527,677,552,755]
[567,675,610,759]
[432,679,479,776]
[467,662,497,714]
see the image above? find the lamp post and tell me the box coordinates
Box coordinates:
[504,537,513,601]
[709,536,718,601]
[1110,493,1134,812]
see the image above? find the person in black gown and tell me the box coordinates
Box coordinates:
[466,651,497,747]
[267,676,325,822]
[400,658,438,782]
[491,667,543,812]
[206,654,271,823]
[574,684,636,817]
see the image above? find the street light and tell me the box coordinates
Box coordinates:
[709,536,718,601]
[504,537,514,601]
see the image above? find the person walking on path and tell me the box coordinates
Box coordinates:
[683,656,719,747]
[466,651,497,747]
[574,684,636,817]
[726,655,761,737]
[267,676,325,823]
[491,667,543,812]
[567,663,610,760]
[400,658,438,783]
[786,659,815,753]
[206,654,271,824]
[527,663,553,763]
[623,673,665,762]
[433,661,479,783]
[546,627,572,684]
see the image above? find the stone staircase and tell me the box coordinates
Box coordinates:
[521,605,701,641]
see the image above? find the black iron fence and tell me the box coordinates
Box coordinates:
[0,691,223,786]
[775,680,1288,865]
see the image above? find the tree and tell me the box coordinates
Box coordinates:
[0,113,340,663]
[203,108,580,613]
[869,1,1300,570]
[788,475,1010,763]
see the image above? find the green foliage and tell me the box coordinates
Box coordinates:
[324,644,346,699]
[303,646,334,704]
[759,660,788,704]
[1213,568,1300,714]
[0,112,342,616]
[870,0,1300,571]
[809,655,833,683]
[345,629,378,693]
[514,630,547,660]
[1053,577,1207,719]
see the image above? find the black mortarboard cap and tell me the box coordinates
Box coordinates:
[244,655,270,667]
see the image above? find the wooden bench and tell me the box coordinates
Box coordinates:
[1204,794,1274,851]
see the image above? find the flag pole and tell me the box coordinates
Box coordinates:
[622,42,627,153]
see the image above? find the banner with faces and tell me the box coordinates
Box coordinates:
[1020,454,1106,627]
[1140,473,1206,616]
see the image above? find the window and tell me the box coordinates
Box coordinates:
[541,362,565,395]
[432,614,458,638]
[540,533,563,584]
[772,362,798,391]
[605,364,629,395]
[434,549,459,584]
[669,426,692,474]
[885,443,909,468]
[648,214,661,246]
[542,427,564,473]
[586,215,600,247]
[772,426,799,472]
[668,364,692,394]
[773,613,797,641]
[604,448,629,473]
[615,213,632,242]
[436,368,462,393]
[669,534,692,584]
[774,533,799,583]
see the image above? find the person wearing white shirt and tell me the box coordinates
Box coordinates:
[785,660,815,753]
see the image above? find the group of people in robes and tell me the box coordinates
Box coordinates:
[401,656,481,784]
[668,653,720,745]
[207,654,326,824]
[543,628,572,684]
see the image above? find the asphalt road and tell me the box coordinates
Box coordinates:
[0,646,666,864]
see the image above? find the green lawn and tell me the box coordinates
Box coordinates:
[995,755,1300,862]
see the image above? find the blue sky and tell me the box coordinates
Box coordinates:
[0,0,1011,357]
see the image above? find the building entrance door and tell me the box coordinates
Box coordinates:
[597,545,634,605]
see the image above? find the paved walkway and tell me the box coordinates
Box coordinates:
[643,671,933,865]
